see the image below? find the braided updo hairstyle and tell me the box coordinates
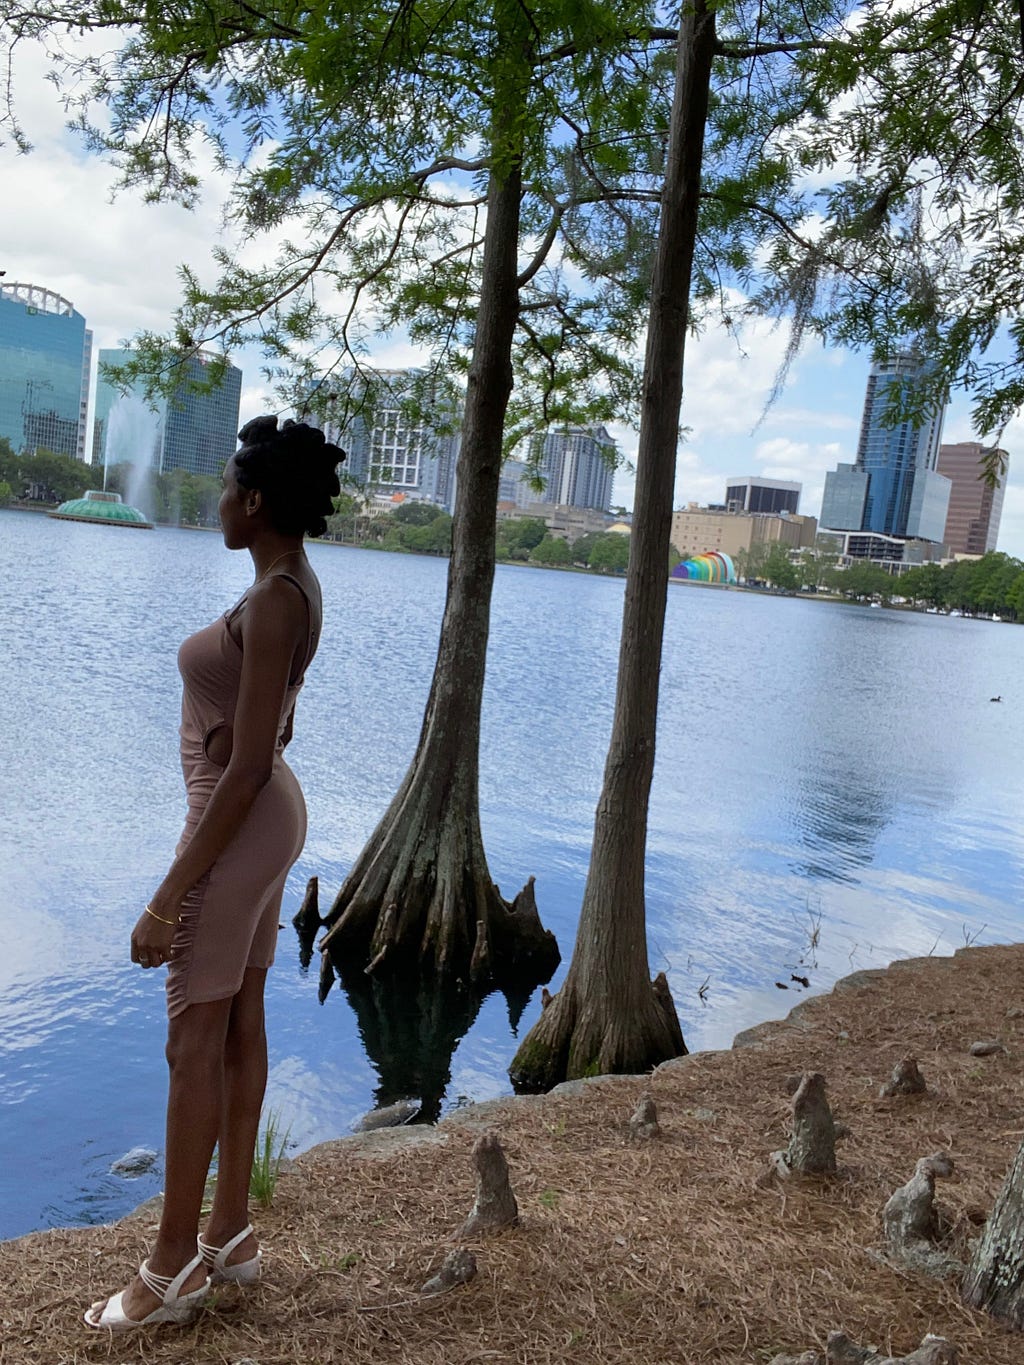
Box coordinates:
[234,416,346,539]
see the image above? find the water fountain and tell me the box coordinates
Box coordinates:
[49,393,160,529]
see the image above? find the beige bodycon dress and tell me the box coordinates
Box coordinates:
[165,574,317,1018]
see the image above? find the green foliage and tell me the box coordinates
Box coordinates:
[587,532,630,574]
[338,503,454,554]
[0,447,93,503]
[393,501,442,527]
[529,534,571,566]
[761,544,799,592]
[496,516,548,560]
[249,1108,290,1209]
[899,553,1024,621]
[826,559,896,603]
[0,480,12,506]
[12,0,1021,446]
[753,1,1024,445]
[104,462,223,526]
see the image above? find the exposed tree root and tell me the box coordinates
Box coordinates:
[509,967,686,1092]
[628,1094,660,1140]
[420,1248,478,1296]
[770,1331,959,1364]
[879,1055,927,1098]
[320,758,558,993]
[458,1133,518,1238]
[767,1073,837,1180]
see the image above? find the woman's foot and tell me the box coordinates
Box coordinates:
[198,1223,262,1284]
[84,1248,210,1329]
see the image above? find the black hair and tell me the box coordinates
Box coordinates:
[234,416,346,539]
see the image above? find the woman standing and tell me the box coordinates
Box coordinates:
[86,416,343,1330]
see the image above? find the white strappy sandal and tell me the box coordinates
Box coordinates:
[198,1224,262,1285]
[83,1250,210,1330]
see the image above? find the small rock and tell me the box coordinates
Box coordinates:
[353,1098,422,1132]
[1005,1007,1024,1019]
[837,1030,850,1042]
[420,1248,477,1296]
[690,1106,716,1121]
[968,1040,1006,1057]
[110,1146,158,1177]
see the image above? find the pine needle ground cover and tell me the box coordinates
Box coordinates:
[3,945,1023,1364]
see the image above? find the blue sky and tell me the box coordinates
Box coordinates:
[3,36,1022,557]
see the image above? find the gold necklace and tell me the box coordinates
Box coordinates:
[256,549,303,581]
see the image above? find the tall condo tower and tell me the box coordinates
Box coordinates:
[820,351,951,543]
[323,369,460,510]
[936,441,1008,556]
[0,282,92,460]
[528,426,616,511]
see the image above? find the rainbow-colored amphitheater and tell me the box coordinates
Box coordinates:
[670,551,736,584]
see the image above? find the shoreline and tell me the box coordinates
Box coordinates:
[4,941,1024,1362]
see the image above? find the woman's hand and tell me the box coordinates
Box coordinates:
[131,900,178,970]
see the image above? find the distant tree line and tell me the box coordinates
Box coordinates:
[899,554,1024,620]
[0,440,95,505]
[0,440,225,528]
[326,501,632,574]
[733,540,1024,620]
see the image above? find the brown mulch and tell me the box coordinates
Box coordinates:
[3,944,1024,1364]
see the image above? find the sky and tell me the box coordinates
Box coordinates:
[4,37,1024,558]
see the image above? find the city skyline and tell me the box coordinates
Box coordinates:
[3,34,1022,554]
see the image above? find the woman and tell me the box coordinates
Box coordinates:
[85,416,343,1330]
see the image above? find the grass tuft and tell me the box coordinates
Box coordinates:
[249,1108,291,1209]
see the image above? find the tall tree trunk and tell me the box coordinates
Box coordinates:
[321,7,558,994]
[962,1136,1024,1327]
[510,0,717,1089]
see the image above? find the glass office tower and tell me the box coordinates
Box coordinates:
[0,282,92,460]
[93,349,242,478]
[820,352,951,545]
[855,352,949,540]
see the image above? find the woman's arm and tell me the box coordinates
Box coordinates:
[132,578,304,962]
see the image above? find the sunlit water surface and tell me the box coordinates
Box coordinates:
[2,509,1023,1239]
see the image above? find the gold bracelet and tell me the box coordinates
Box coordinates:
[144,902,178,927]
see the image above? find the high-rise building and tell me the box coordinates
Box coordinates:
[0,282,92,460]
[527,426,615,511]
[820,351,951,545]
[323,370,459,510]
[724,476,801,515]
[936,441,1007,556]
[93,349,242,479]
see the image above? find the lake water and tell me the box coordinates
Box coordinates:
[2,508,1023,1241]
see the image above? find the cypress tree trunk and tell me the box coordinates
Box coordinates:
[321,7,558,994]
[962,1136,1024,1328]
[510,0,716,1089]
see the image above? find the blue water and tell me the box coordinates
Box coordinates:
[2,508,1023,1240]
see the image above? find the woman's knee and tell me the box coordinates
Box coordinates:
[165,1001,230,1074]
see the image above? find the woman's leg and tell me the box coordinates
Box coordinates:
[95,997,232,1321]
[202,966,269,1264]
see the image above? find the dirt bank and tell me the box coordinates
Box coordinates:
[3,943,1023,1364]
